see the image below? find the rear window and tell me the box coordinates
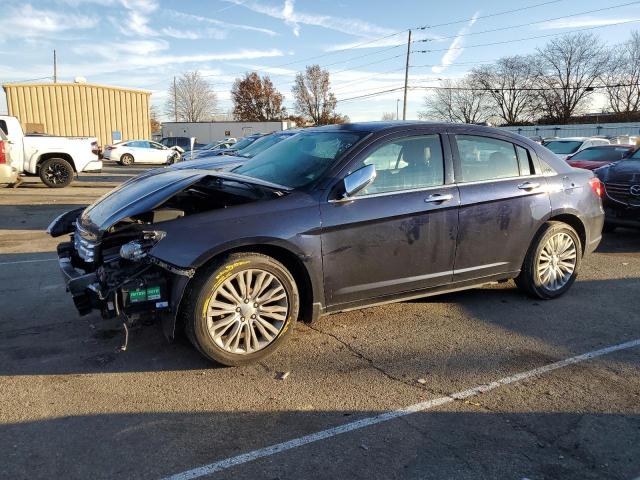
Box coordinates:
[570,147,632,162]
[545,140,583,155]
[0,120,7,135]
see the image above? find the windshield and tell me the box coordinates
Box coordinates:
[545,140,583,155]
[233,131,365,188]
[232,136,258,151]
[570,147,632,162]
[627,148,640,160]
[237,133,293,158]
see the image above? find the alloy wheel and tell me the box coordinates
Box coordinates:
[205,269,289,354]
[44,163,70,185]
[536,232,577,291]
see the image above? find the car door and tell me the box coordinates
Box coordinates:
[320,129,459,307]
[149,141,169,163]
[451,131,551,282]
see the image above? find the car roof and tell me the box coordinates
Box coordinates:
[582,144,635,149]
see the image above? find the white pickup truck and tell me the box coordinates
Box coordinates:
[0,115,102,187]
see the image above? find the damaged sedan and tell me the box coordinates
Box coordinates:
[49,122,604,366]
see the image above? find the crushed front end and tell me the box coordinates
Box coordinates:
[49,208,193,341]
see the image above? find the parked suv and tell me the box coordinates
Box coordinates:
[49,122,604,366]
[596,148,640,231]
[160,136,205,150]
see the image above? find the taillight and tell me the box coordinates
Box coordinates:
[589,177,604,197]
[0,141,6,165]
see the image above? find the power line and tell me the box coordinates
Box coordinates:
[415,0,564,30]
[410,82,640,92]
[416,1,640,44]
[413,18,640,55]
[2,76,53,84]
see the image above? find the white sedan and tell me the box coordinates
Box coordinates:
[104,140,180,166]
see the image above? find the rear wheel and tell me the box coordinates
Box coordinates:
[120,154,134,166]
[515,221,582,299]
[183,253,299,366]
[39,158,74,188]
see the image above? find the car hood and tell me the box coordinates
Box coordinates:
[79,168,290,234]
[596,160,640,183]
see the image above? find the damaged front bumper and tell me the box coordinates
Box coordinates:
[55,239,193,340]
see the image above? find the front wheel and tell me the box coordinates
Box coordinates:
[120,154,134,166]
[183,253,299,366]
[515,221,582,299]
[39,158,74,188]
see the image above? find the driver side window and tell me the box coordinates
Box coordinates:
[354,135,445,196]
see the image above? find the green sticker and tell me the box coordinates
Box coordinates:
[147,286,161,301]
[129,289,147,303]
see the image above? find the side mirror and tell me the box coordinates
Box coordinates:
[343,164,376,198]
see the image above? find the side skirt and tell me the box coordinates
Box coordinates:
[322,271,521,316]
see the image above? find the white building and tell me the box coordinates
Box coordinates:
[161,121,292,143]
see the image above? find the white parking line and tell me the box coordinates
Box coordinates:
[0,258,57,266]
[162,338,640,480]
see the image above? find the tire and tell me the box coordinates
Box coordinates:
[167,153,179,165]
[182,252,299,366]
[120,154,134,166]
[39,158,74,188]
[515,221,582,300]
[602,222,617,233]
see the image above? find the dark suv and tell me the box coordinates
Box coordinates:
[49,122,604,366]
[596,147,640,231]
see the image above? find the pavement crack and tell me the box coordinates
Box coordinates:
[304,324,434,393]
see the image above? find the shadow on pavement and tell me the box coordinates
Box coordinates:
[1,410,638,479]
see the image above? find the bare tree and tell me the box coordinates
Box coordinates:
[419,78,490,124]
[381,112,396,121]
[165,71,217,122]
[149,104,161,133]
[470,56,538,125]
[292,64,340,125]
[533,33,608,122]
[231,72,285,121]
[603,31,640,115]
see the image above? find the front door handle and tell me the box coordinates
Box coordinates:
[517,181,540,191]
[425,193,453,203]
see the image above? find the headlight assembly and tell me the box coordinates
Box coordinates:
[120,231,166,261]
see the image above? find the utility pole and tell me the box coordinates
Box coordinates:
[53,50,57,83]
[402,30,411,120]
[396,99,400,120]
[173,76,177,122]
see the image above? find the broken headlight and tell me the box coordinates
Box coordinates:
[120,231,166,262]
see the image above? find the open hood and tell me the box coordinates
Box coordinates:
[80,169,291,233]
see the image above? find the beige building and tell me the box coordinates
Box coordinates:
[2,82,151,146]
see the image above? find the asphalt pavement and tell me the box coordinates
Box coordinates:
[0,164,639,480]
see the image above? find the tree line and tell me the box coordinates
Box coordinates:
[165,64,347,126]
[420,31,640,126]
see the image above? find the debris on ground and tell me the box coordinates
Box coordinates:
[276,371,290,380]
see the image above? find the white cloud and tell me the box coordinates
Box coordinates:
[0,4,98,42]
[537,16,640,30]
[225,0,394,38]
[164,9,278,37]
[432,12,479,74]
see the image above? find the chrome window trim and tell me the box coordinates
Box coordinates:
[328,183,455,203]
[454,174,546,187]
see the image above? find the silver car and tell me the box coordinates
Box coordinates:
[104,140,180,166]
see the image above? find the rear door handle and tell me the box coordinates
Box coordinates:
[517,181,540,191]
[425,193,453,203]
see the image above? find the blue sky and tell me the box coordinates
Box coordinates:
[1,0,640,121]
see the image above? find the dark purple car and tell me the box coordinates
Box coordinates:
[48,122,605,365]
